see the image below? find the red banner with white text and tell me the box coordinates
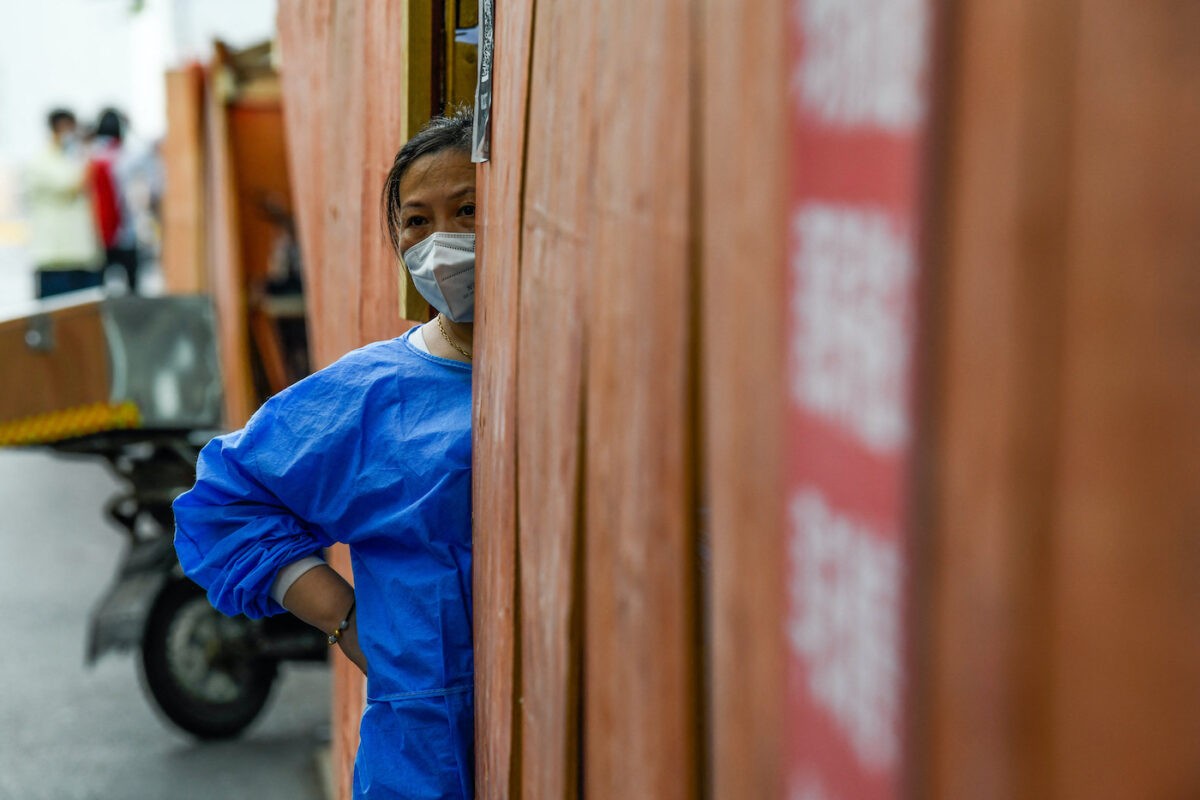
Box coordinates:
[786,1,933,797]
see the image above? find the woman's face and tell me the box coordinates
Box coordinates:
[396,148,476,254]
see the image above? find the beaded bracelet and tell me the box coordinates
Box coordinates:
[327,601,356,646]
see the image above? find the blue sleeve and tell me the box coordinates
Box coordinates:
[173,364,365,619]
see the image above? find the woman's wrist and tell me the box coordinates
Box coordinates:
[280,564,356,633]
[326,600,356,645]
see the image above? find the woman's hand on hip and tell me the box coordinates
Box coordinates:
[281,564,370,676]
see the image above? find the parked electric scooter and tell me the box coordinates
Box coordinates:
[57,429,328,740]
[4,242,316,739]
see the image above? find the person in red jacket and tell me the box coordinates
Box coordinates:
[88,108,141,293]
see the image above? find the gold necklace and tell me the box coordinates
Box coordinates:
[436,314,473,361]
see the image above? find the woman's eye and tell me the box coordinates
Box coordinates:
[404,215,429,228]
[458,204,476,218]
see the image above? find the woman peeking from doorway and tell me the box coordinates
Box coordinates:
[174,108,478,800]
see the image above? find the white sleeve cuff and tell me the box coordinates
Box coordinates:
[269,555,327,606]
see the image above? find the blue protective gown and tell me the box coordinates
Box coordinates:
[173,327,474,799]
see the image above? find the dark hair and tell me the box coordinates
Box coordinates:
[96,108,124,141]
[47,108,76,131]
[382,107,474,256]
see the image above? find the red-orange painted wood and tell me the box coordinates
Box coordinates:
[161,65,206,294]
[921,2,1084,797]
[473,0,536,796]
[922,1,1200,798]
[512,0,596,794]
[1045,2,1200,795]
[276,3,1200,799]
[357,0,427,342]
[582,0,700,797]
[315,0,366,366]
[700,0,788,797]
[227,102,293,397]
[227,104,291,290]
[203,51,254,427]
[278,0,332,364]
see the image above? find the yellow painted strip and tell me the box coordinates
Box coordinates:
[0,401,142,446]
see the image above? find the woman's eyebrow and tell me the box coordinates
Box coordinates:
[400,186,475,212]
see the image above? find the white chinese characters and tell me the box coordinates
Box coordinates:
[790,203,913,453]
[789,489,901,769]
[793,0,929,131]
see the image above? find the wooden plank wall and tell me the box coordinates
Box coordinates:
[278,0,430,374]
[486,0,708,793]
[701,0,788,797]
[269,1,1200,798]
[512,0,590,796]
[274,0,785,793]
[475,0,788,797]
[276,2,332,364]
[1047,5,1200,793]
[922,1,1200,798]
[357,0,432,336]
[581,0,700,795]
[161,65,207,294]
[472,0,534,794]
[203,48,255,427]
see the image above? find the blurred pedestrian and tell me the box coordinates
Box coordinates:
[88,108,141,294]
[25,108,102,299]
[124,138,164,259]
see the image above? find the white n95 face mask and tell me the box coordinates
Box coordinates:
[401,232,476,323]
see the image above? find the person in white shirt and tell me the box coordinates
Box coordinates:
[26,108,102,298]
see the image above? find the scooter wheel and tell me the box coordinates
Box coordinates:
[141,578,278,740]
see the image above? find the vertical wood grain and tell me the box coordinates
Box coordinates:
[315,0,366,365]
[582,0,700,796]
[227,104,291,291]
[699,0,788,797]
[444,0,479,109]
[203,53,254,427]
[923,1,1078,797]
[473,0,537,795]
[278,0,331,364]
[358,0,427,342]
[161,66,207,294]
[513,0,594,795]
[923,1,1200,798]
[1048,3,1200,796]
[325,4,367,791]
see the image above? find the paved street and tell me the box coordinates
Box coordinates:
[0,443,331,800]
[0,244,331,800]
